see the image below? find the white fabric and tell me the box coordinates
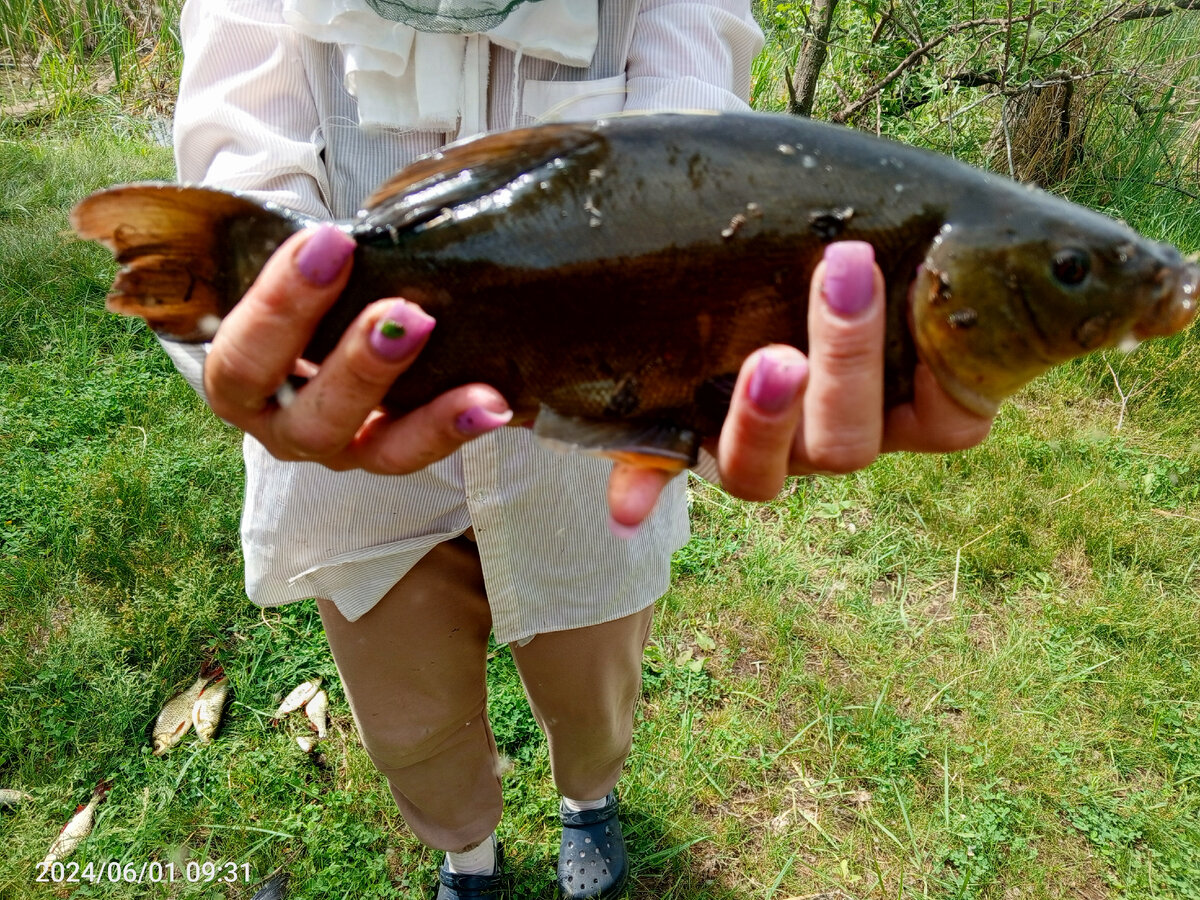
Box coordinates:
[446,832,497,873]
[171,0,763,643]
[282,0,599,135]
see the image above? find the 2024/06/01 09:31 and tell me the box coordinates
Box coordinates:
[35,858,252,885]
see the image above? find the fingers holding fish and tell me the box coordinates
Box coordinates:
[203,223,513,471]
[204,225,357,422]
[336,382,512,475]
[713,345,809,501]
[260,297,438,461]
[791,243,887,476]
[880,363,993,454]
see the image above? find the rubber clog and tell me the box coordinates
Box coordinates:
[436,844,505,900]
[557,793,628,899]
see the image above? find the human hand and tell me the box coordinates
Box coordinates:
[607,241,994,533]
[202,224,512,472]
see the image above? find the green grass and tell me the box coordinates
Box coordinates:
[2,128,1198,899]
[2,3,1200,893]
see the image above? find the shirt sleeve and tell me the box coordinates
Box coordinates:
[167,0,334,397]
[174,0,331,218]
[624,0,765,113]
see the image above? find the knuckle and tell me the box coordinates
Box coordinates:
[278,420,347,460]
[341,353,401,395]
[205,342,274,404]
[722,474,781,502]
[806,440,878,475]
[816,334,878,376]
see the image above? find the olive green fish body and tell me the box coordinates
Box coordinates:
[72,112,1198,468]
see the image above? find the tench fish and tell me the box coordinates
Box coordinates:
[71,111,1198,471]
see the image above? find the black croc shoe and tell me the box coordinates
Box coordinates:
[557,793,628,899]
[435,843,505,900]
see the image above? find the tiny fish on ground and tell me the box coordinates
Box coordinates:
[192,675,231,743]
[153,662,223,755]
[304,689,329,739]
[274,678,322,719]
[42,782,110,866]
[296,735,318,753]
[0,788,32,808]
[72,111,1198,472]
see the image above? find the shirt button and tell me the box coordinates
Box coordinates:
[470,490,486,502]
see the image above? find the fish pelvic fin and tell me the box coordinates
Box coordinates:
[532,405,698,474]
[70,183,303,341]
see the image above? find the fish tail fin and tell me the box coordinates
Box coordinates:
[70,183,302,341]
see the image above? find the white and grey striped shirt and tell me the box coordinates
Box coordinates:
[166,0,763,643]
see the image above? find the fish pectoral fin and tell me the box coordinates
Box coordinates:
[532,405,698,473]
[359,124,602,230]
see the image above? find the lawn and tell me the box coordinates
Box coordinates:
[1,47,1199,900]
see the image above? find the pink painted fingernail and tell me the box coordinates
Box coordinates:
[296,224,356,285]
[370,300,436,361]
[608,515,640,540]
[822,241,876,318]
[747,350,807,414]
[456,406,513,437]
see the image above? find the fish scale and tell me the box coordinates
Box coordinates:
[71,111,1198,471]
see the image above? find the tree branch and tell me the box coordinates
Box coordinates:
[831,17,1011,123]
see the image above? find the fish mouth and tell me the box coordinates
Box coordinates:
[1132,260,1199,340]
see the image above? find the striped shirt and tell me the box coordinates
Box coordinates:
[167,0,763,643]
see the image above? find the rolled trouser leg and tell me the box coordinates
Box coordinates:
[317,537,501,851]
[509,605,654,801]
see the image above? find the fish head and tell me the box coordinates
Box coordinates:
[910,200,1198,416]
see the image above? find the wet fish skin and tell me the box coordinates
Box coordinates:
[192,676,230,743]
[153,673,215,756]
[42,782,110,866]
[72,112,1198,469]
[304,689,328,739]
[275,678,322,718]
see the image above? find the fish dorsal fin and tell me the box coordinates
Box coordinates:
[358,123,602,229]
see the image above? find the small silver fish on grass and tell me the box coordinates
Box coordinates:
[0,788,32,808]
[153,663,220,755]
[296,735,318,753]
[274,678,322,719]
[192,675,230,744]
[42,782,110,866]
[304,689,329,740]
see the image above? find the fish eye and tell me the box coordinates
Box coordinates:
[1052,248,1091,286]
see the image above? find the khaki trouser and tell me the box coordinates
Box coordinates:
[317,536,654,852]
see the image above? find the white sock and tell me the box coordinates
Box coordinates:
[562,794,608,812]
[445,833,496,875]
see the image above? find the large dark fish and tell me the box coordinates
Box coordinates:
[71,111,1198,472]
